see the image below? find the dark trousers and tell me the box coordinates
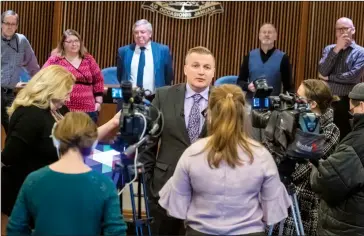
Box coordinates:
[149,199,185,236]
[332,96,351,141]
[86,111,99,124]
[1,88,15,134]
[186,226,266,236]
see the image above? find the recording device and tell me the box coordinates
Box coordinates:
[113,81,162,147]
[251,78,325,180]
[110,81,163,236]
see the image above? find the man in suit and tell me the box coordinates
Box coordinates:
[116,19,174,98]
[139,46,215,235]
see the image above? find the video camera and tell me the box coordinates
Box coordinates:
[250,78,326,179]
[111,81,163,154]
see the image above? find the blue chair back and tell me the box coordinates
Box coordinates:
[19,67,31,82]
[101,67,119,85]
[214,75,238,86]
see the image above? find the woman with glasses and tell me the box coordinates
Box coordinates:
[43,29,104,124]
[263,79,340,235]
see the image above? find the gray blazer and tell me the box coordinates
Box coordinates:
[139,83,208,199]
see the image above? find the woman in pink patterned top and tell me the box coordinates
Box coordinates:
[43,29,104,123]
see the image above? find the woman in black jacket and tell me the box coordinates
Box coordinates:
[1,65,120,229]
[310,82,364,235]
[263,79,340,235]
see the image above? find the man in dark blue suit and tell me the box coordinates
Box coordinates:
[116,19,174,96]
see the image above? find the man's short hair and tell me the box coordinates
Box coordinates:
[1,10,19,24]
[259,22,277,32]
[185,46,215,64]
[132,19,153,33]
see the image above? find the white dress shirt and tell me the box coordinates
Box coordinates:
[130,42,155,93]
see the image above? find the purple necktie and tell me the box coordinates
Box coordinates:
[187,94,202,143]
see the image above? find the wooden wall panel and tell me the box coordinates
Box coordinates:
[55,1,302,85]
[304,2,364,79]
[1,1,54,66]
[1,1,363,88]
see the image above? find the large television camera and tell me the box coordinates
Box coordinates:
[111,81,164,158]
[250,78,326,180]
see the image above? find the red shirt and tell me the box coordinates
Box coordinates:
[43,54,104,112]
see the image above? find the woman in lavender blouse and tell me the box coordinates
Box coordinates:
[158,84,292,236]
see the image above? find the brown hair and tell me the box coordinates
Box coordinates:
[260,22,277,32]
[53,112,98,156]
[202,84,258,169]
[185,46,215,64]
[55,29,88,57]
[302,79,340,113]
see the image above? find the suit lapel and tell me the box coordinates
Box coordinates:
[126,44,135,79]
[174,84,191,145]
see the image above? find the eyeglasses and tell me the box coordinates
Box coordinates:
[335,27,351,32]
[64,39,80,44]
[2,21,17,27]
[348,103,360,116]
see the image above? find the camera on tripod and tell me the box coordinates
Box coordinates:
[251,78,326,174]
[110,81,164,236]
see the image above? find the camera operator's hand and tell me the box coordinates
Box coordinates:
[111,111,122,128]
[248,82,256,92]
[334,34,351,53]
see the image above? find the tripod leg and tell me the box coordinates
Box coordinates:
[290,195,302,236]
[292,193,305,235]
[278,219,285,236]
[138,174,142,219]
[268,225,274,236]
[140,171,152,236]
[127,167,141,236]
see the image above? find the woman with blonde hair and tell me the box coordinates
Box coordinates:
[158,84,292,236]
[6,112,127,235]
[43,29,104,123]
[1,65,120,220]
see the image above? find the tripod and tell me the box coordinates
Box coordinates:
[268,181,305,236]
[113,158,153,236]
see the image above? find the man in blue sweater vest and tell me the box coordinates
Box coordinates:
[237,23,293,141]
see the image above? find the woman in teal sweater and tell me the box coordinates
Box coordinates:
[6,112,127,236]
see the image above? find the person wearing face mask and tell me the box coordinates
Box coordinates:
[6,112,127,236]
[236,22,293,141]
[158,84,292,236]
[310,82,364,235]
[263,79,340,236]
[1,10,40,134]
[43,29,104,124]
[138,46,214,235]
[1,65,121,233]
[318,17,364,141]
[116,19,174,99]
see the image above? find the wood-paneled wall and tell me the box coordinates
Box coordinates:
[2,1,364,88]
[304,1,364,79]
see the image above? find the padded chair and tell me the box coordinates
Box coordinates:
[214,75,238,86]
[101,67,119,85]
